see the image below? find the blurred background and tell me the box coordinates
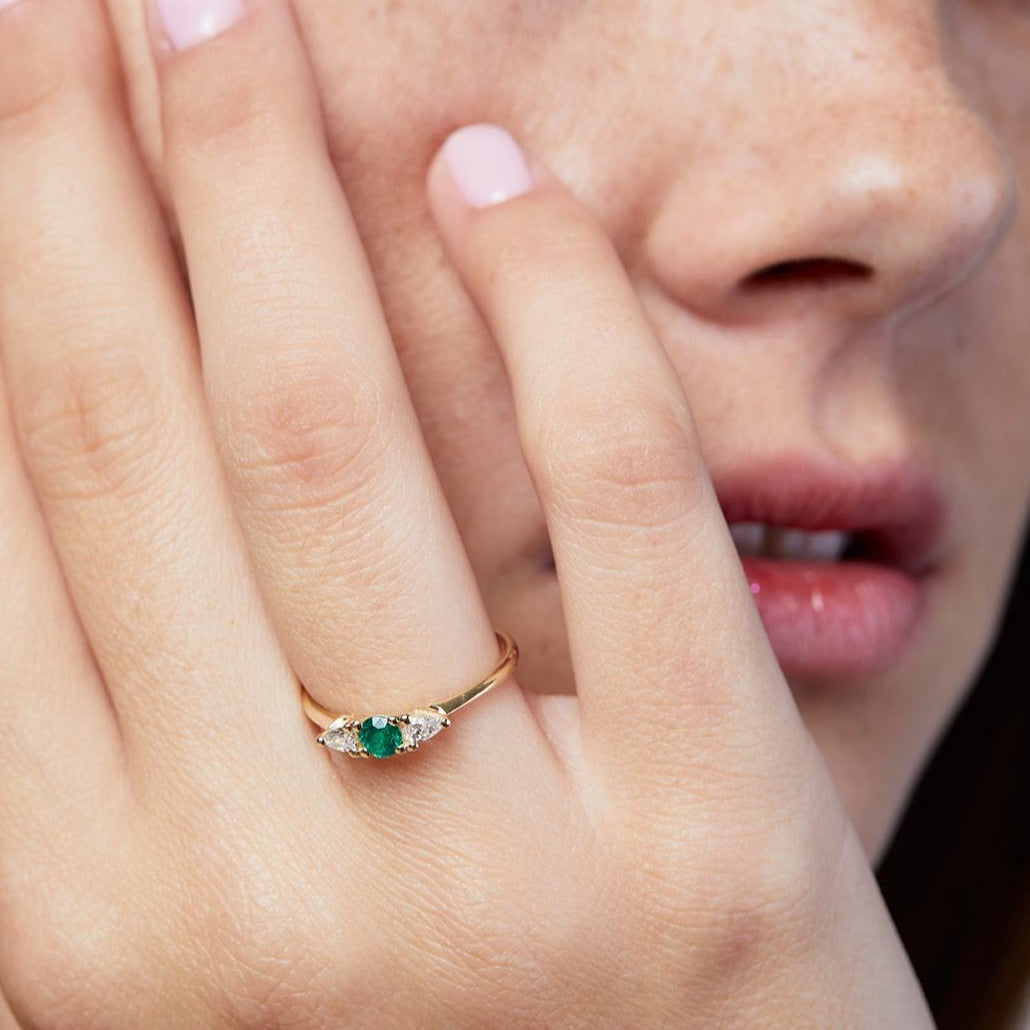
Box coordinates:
[878,535,1029,1029]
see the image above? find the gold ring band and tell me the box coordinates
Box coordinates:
[299,631,518,758]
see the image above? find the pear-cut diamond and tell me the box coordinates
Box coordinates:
[319,717,361,755]
[401,708,449,748]
[318,707,450,757]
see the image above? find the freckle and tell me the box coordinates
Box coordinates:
[750,582,761,595]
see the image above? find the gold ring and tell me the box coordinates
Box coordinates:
[299,631,518,758]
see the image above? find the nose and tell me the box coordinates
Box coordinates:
[642,7,1016,328]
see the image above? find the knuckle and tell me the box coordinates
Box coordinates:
[488,200,601,291]
[163,48,281,159]
[608,782,840,979]
[0,1,119,138]
[190,843,344,1028]
[211,917,333,1028]
[0,885,124,1030]
[720,854,817,945]
[0,53,66,134]
[701,814,843,974]
[222,357,393,515]
[18,345,172,503]
[533,388,706,532]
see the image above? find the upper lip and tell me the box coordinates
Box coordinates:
[713,454,948,575]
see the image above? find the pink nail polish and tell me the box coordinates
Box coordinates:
[154,0,247,51]
[442,124,534,209]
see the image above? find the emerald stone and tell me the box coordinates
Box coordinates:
[359,716,402,758]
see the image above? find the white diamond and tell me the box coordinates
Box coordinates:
[401,708,448,748]
[320,717,361,754]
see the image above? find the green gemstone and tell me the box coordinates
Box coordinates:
[359,716,402,758]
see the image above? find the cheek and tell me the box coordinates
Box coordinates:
[903,2,1030,533]
[292,1,520,171]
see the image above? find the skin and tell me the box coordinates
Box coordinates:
[109,0,1030,855]
[0,0,1025,1025]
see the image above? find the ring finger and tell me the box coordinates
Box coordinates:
[0,0,292,781]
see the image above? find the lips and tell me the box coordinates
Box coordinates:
[530,454,946,682]
[716,458,946,680]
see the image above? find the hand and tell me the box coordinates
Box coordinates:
[0,1,931,1025]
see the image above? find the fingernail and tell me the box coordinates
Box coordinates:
[441,124,534,209]
[153,0,247,51]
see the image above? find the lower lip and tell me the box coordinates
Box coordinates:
[740,557,928,680]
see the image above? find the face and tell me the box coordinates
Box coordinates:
[111,0,1030,858]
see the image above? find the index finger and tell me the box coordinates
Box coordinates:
[427,126,803,796]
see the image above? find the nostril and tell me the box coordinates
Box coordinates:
[744,257,874,290]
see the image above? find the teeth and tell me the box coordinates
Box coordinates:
[729,524,851,562]
[802,530,851,562]
[765,528,851,561]
[729,522,766,556]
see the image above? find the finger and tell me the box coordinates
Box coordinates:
[0,360,122,838]
[0,363,130,1028]
[149,0,546,781]
[427,127,805,785]
[0,0,292,777]
[0,990,18,1030]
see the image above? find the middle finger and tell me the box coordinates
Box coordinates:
[150,0,544,780]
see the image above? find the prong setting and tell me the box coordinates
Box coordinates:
[301,631,516,760]
[319,708,450,758]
